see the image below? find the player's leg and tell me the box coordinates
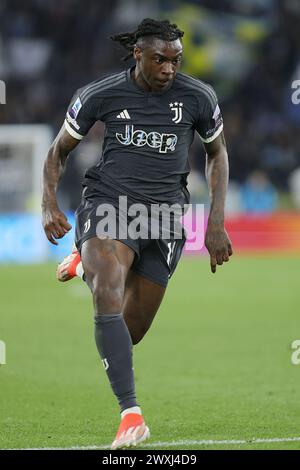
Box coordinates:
[122,235,186,345]
[56,243,165,345]
[57,246,166,343]
[108,269,165,448]
[122,270,166,345]
[81,237,150,449]
[82,236,133,314]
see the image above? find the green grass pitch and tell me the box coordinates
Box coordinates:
[0,256,300,450]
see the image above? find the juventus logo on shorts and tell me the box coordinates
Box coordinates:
[169,102,183,124]
[84,218,91,233]
[167,241,176,267]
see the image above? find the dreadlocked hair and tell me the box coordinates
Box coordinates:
[111,18,184,61]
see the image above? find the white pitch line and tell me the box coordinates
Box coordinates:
[6,437,300,450]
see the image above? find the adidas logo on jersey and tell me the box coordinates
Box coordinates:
[117,109,131,119]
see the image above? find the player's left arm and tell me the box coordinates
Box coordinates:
[204,131,233,273]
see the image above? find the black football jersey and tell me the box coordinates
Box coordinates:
[65,67,223,204]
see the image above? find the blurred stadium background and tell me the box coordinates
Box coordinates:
[1,0,300,259]
[0,0,300,450]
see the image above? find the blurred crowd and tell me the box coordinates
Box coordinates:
[1,0,300,213]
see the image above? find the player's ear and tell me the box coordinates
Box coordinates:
[133,46,142,62]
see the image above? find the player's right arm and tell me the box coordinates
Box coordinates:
[42,125,80,245]
[42,87,98,244]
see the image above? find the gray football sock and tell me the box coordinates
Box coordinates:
[94,313,138,412]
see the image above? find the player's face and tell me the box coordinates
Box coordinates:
[134,38,183,92]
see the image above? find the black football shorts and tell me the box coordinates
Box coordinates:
[75,186,189,287]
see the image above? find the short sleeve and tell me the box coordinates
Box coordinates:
[195,86,223,143]
[64,91,97,140]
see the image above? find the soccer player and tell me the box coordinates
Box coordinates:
[42,18,232,449]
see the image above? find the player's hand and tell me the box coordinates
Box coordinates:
[205,224,233,273]
[42,203,72,245]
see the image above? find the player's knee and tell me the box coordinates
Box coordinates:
[92,282,123,314]
[82,251,125,314]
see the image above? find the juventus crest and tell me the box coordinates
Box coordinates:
[169,101,183,124]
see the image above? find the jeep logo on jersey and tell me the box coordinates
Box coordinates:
[116,125,177,153]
